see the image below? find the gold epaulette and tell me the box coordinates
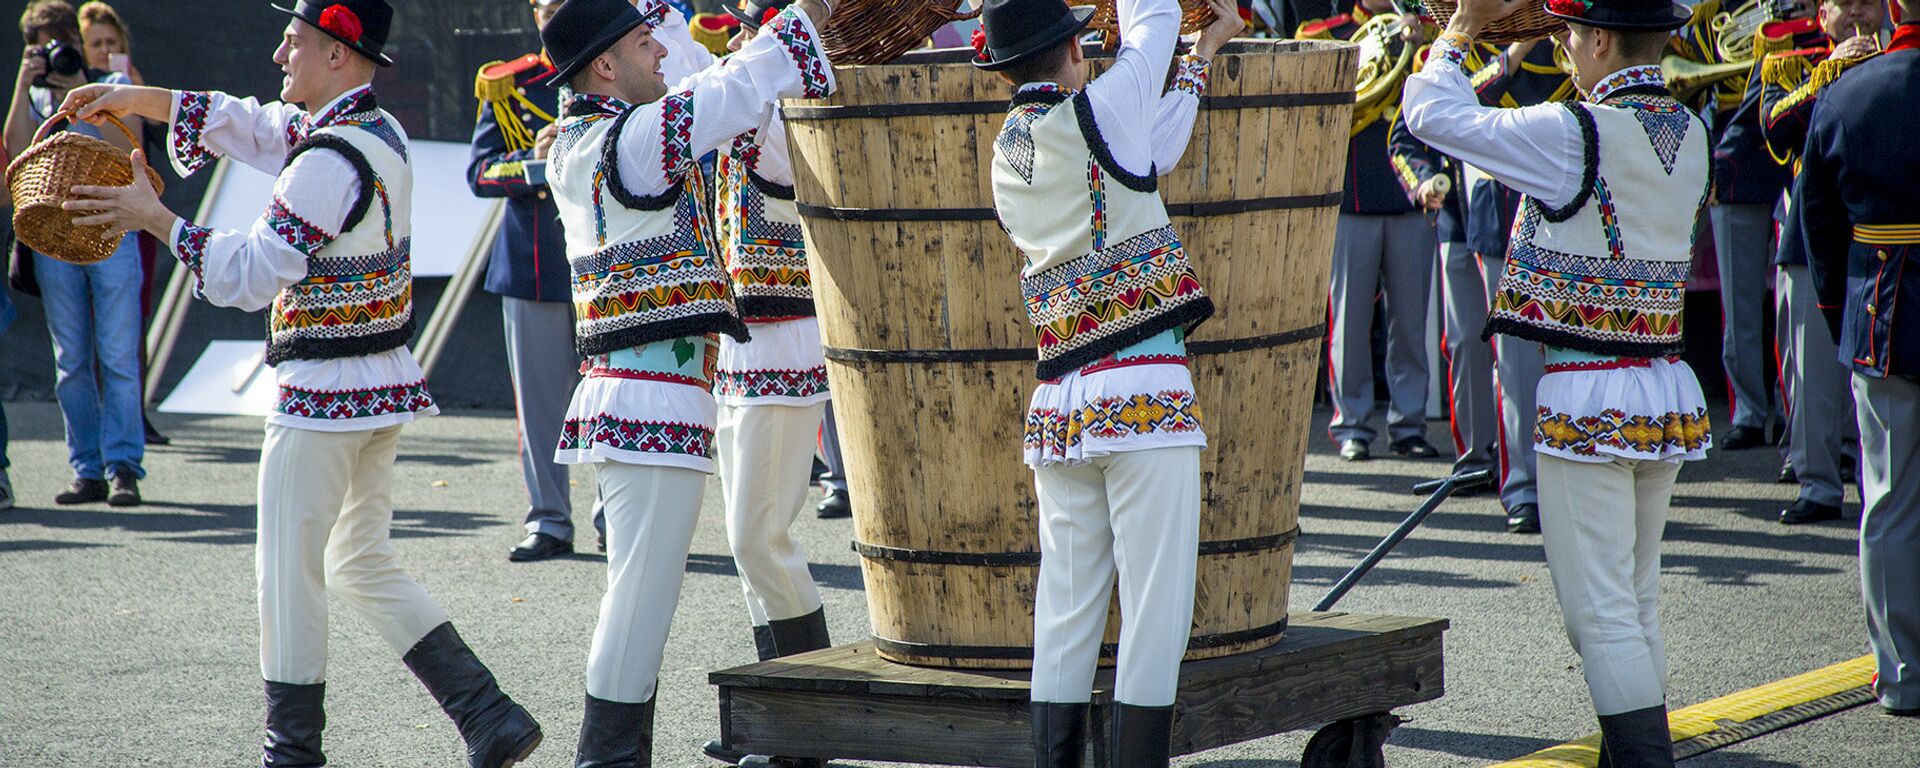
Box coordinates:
[475,54,544,104]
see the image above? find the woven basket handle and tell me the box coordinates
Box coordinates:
[930,0,982,22]
[32,108,142,152]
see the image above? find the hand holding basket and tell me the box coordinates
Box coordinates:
[6,110,165,265]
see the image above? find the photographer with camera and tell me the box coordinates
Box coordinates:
[5,0,149,507]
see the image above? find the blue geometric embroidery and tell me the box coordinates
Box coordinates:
[1626,98,1690,175]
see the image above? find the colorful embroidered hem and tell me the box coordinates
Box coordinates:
[1486,218,1689,358]
[1025,389,1205,466]
[173,221,211,293]
[277,379,436,421]
[558,415,716,462]
[169,90,216,176]
[1171,55,1210,97]
[713,366,830,401]
[1021,226,1213,378]
[1535,406,1710,459]
[769,7,832,99]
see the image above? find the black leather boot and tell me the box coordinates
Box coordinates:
[1031,702,1088,768]
[262,681,326,767]
[767,608,831,657]
[575,693,654,768]
[402,623,544,768]
[1111,703,1174,768]
[1595,705,1675,768]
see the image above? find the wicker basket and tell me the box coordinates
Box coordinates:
[822,0,980,65]
[7,109,164,265]
[1421,0,1565,44]
[1087,0,1218,48]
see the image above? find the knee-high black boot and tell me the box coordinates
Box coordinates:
[263,681,326,767]
[575,694,654,768]
[767,607,832,657]
[1111,703,1175,768]
[1031,702,1089,768]
[402,623,544,768]
[1595,705,1675,768]
[703,626,780,763]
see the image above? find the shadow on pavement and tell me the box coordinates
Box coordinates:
[0,538,110,554]
[684,552,864,591]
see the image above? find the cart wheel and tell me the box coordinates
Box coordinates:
[1301,712,1404,768]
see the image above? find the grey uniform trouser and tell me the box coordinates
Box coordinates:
[502,297,596,541]
[818,401,848,494]
[1850,372,1920,711]
[1327,211,1435,445]
[1711,203,1777,430]
[1779,265,1856,506]
[1479,256,1542,511]
[1440,240,1496,473]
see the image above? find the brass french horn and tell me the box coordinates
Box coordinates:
[1350,11,1417,135]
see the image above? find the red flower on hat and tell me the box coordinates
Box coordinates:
[971,27,990,62]
[1545,0,1591,16]
[761,6,781,26]
[318,4,364,44]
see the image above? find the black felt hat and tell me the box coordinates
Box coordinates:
[974,0,1096,71]
[726,0,792,28]
[541,0,651,84]
[1542,0,1692,31]
[271,0,395,67]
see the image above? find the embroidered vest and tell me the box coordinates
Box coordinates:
[989,88,1214,380]
[552,94,749,357]
[266,118,413,365]
[1484,83,1710,358]
[716,123,813,319]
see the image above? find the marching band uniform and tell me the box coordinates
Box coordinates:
[1388,111,1481,473]
[1789,16,1920,718]
[1757,22,1873,525]
[1673,0,1794,447]
[467,42,606,561]
[162,2,541,765]
[978,0,1212,763]
[1304,5,1439,460]
[537,0,835,761]
[1456,42,1574,532]
[1405,0,1712,760]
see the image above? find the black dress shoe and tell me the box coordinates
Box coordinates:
[1721,425,1766,450]
[143,413,171,446]
[54,477,108,505]
[597,532,607,553]
[1779,499,1842,525]
[508,532,573,562]
[702,739,750,764]
[1777,463,1798,484]
[1884,705,1920,717]
[1338,439,1371,462]
[816,489,851,519]
[1391,436,1441,459]
[1506,503,1540,534]
[107,469,141,507]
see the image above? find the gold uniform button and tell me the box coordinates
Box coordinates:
[1867,304,1878,316]
[1880,250,1891,262]
[537,191,549,200]
[1865,356,1877,366]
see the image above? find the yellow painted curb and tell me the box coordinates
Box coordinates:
[1488,656,1877,767]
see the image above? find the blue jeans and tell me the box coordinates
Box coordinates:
[35,238,146,480]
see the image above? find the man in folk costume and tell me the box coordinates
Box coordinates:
[1789,0,1920,718]
[469,0,609,562]
[975,0,1240,763]
[1405,0,1713,762]
[1425,38,1576,534]
[689,1,837,765]
[536,0,834,762]
[58,2,545,765]
[1755,0,1882,525]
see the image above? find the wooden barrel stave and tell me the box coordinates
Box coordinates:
[789,40,1357,668]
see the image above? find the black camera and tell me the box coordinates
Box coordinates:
[30,40,86,89]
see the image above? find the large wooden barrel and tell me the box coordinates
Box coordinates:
[784,39,1357,669]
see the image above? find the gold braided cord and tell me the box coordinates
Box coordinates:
[1763,52,1872,166]
[474,59,558,154]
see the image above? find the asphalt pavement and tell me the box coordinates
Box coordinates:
[0,400,1913,767]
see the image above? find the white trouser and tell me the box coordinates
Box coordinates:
[588,462,706,703]
[1537,454,1678,716]
[716,402,827,624]
[257,424,448,684]
[1030,447,1202,708]
[1850,372,1920,710]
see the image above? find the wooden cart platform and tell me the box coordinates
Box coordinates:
[709,612,1448,767]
